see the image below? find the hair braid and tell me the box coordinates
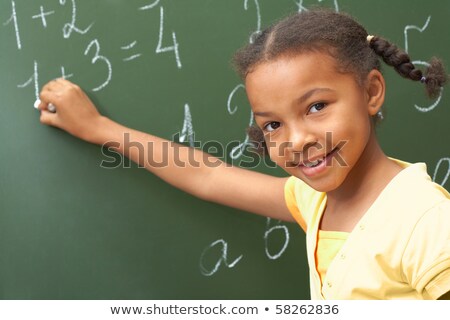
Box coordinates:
[369,36,448,98]
[369,36,422,80]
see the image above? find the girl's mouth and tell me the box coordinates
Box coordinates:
[298,147,339,177]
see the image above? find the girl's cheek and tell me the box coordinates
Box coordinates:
[268,148,288,168]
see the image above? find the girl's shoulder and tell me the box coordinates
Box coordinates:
[388,157,450,203]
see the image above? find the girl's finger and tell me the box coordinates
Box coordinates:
[39,109,60,127]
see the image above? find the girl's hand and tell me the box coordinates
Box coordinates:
[37,78,105,144]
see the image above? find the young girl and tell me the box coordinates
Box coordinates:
[36,9,449,300]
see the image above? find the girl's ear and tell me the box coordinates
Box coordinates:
[365,69,385,116]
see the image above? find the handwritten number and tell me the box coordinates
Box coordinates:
[3,1,21,49]
[244,0,261,43]
[231,3,260,159]
[403,16,442,112]
[17,61,39,100]
[404,16,431,54]
[59,0,93,39]
[156,6,182,69]
[140,4,182,69]
[84,39,112,91]
[411,60,443,113]
[433,158,450,187]
[139,0,161,11]
[227,84,254,160]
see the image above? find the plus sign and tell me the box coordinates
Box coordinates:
[60,66,73,80]
[32,6,55,28]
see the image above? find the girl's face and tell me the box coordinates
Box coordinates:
[245,52,376,192]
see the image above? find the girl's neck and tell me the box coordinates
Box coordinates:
[326,129,403,209]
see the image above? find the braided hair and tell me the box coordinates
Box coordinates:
[233,8,448,154]
[368,36,446,99]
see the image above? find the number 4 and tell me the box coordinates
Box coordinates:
[156,6,182,69]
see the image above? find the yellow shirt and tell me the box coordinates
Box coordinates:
[316,230,348,287]
[284,158,450,299]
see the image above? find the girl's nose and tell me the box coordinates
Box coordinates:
[288,126,317,154]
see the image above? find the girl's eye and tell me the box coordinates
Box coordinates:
[309,102,327,114]
[263,121,281,132]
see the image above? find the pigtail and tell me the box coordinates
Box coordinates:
[368,36,448,99]
[424,57,448,98]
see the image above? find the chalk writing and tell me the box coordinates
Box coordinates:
[17,62,73,98]
[32,5,55,28]
[227,1,262,159]
[156,6,182,69]
[230,111,254,160]
[227,84,254,159]
[433,158,450,187]
[296,0,339,12]
[264,218,290,260]
[17,61,39,100]
[227,84,245,115]
[244,0,261,43]
[199,239,243,276]
[60,66,73,79]
[3,1,21,49]
[404,16,431,54]
[140,4,182,69]
[121,41,142,62]
[295,0,308,12]
[139,0,161,11]
[412,61,443,113]
[199,218,291,276]
[403,16,443,112]
[84,39,112,91]
[59,0,93,39]
[179,103,195,147]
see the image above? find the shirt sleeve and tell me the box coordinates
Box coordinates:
[401,199,450,299]
[284,176,307,232]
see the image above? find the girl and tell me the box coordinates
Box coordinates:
[36,9,450,299]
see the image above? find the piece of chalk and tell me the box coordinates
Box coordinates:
[34,99,56,113]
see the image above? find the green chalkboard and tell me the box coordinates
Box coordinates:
[1,0,449,299]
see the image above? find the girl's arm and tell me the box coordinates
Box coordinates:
[37,79,294,222]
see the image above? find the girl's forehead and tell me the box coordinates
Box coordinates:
[244,51,362,110]
[245,52,343,89]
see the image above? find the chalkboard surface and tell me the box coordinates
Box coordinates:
[1,0,449,299]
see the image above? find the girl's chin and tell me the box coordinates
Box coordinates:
[289,171,345,193]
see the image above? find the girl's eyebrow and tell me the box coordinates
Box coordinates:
[297,87,335,105]
[254,111,274,117]
[254,88,335,118]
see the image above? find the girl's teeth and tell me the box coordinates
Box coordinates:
[305,159,322,167]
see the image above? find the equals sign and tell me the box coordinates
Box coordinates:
[121,41,142,62]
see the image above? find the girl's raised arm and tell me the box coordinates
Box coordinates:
[37,79,294,222]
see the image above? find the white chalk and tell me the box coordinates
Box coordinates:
[34,99,56,113]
